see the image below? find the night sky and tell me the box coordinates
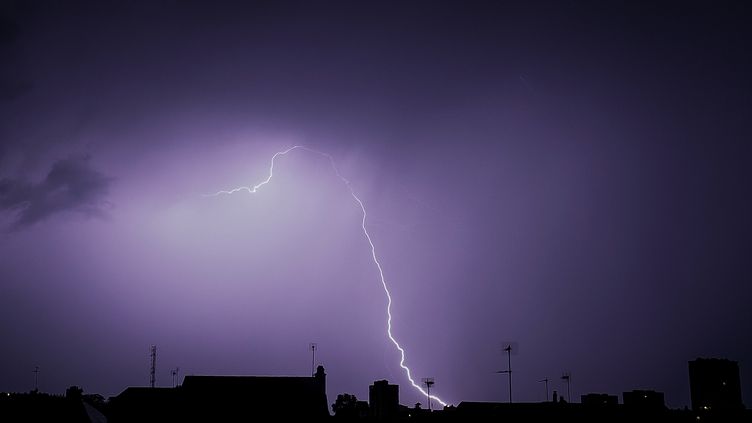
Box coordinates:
[1,0,750,409]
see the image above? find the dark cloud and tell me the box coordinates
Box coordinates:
[0,7,29,103]
[0,155,112,228]
[0,79,32,102]
[0,10,19,46]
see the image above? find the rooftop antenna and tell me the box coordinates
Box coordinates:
[561,371,572,402]
[496,341,518,403]
[149,345,157,388]
[421,378,435,411]
[171,367,180,388]
[539,378,550,401]
[309,343,317,377]
[32,366,40,392]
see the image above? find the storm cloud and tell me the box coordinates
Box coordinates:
[0,155,112,228]
[0,1,750,408]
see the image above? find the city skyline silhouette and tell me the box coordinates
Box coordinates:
[0,0,750,414]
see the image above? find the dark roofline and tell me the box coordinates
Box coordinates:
[184,374,316,379]
[181,375,320,385]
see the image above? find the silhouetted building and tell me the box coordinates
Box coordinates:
[183,364,328,420]
[0,391,93,422]
[689,358,743,412]
[108,365,329,421]
[369,379,399,420]
[581,393,618,407]
[451,401,697,423]
[454,402,576,422]
[623,390,665,411]
[107,387,180,422]
[355,400,370,418]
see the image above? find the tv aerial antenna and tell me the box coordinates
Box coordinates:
[495,341,518,403]
[561,371,572,402]
[421,377,436,411]
[309,343,317,376]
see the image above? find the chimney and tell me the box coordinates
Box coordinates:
[315,365,326,395]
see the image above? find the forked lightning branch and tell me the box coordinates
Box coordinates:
[207,146,447,407]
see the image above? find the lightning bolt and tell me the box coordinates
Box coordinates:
[207,145,448,407]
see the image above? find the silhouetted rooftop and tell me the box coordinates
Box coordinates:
[109,367,329,421]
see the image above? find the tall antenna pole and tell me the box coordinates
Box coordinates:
[309,343,317,377]
[33,366,39,392]
[421,378,435,411]
[539,378,549,401]
[561,372,571,402]
[496,344,514,403]
[171,367,180,388]
[150,345,157,388]
[505,345,512,403]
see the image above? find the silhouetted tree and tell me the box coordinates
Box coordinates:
[332,393,359,418]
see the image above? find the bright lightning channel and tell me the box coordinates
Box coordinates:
[207,145,447,407]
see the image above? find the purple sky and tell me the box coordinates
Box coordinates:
[1,0,751,408]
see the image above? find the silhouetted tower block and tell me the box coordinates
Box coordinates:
[623,390,665,411]
[369,380,399,420]
[689,358,743,412]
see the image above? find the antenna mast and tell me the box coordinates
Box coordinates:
[171,367,180,388]
[33,366,40,392]
[149,345,157,388]
[309,343,317,376]
[422,378,435,411]
[561,372,572,402]
[539,378,550,401]
[496,342,517,403]
[504,345,512,403]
